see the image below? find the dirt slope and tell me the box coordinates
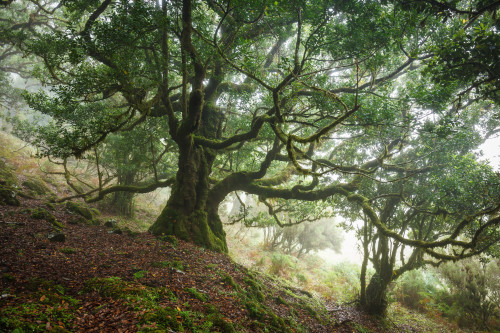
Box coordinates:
[0,193,394,333]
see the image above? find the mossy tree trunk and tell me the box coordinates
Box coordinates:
[111,191,135,217]
[362,226,394,315]
[149,139,227,252]
[363,268,393,315]
[111,172,136,217]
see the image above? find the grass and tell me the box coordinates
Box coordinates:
[387,302,466,333]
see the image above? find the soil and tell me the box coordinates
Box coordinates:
[1,195,397,333]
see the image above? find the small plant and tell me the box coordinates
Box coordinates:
[159,234,178,247]
[133,270,148,279]
[59,247,77,254]
[186,287,208,302]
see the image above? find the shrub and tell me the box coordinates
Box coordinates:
[268,252,294,276]
[392,269,441,312]
[321,262,362,302]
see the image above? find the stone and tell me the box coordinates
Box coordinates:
[22,177,51,196]
[108,228,123,235]
[30,208,64,229]
[0,185,20,206]
[104,219,118,228]
[66,201,99,220]
[48,233,66,242]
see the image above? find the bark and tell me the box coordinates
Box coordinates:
[149,139,227,253]
[360,221,369,305]
[364,270,393,316]
[111,191,135,217]
[110,172,136,217]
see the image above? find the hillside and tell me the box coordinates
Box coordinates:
[0,195,387,333]
[0,132,473,332]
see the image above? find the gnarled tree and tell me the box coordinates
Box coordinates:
[4,0,500,283]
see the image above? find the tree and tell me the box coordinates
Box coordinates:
[227,194,342,256]
[335,100,500,314]
[3,0,500,276]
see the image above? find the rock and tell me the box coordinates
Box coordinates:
[22,177,51,196]
[48,233,66,242]
[30,208,64,229]
[68,216,87,225]
[0,160,18,186]
[108,228,123,235]
[104,219,118,228]
[66,201,99,220]
[0,185,20,206]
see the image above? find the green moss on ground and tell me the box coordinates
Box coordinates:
[186,287,209,302]
[22,177,52,196]
[65,201,100,223]
[0,279,79,333]
[0,159,17,186]
[0,185,20,206]
[30,207,64,229]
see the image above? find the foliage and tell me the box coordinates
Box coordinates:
[320,262,363,303]
[2,0,497,255]
[436,258,500,330]
[392,269,443,312]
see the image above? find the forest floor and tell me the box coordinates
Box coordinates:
[0,131,469,332]
[0,194,395,333]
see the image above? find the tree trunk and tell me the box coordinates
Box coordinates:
[109,172,136,217]
[364,269,393,316]
[149,140,227,253]
[111,191,135,217]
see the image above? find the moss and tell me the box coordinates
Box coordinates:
[159,234,178,247]
[244,275,265,302]
[0,160,17,186]
[211,314,236,333]
[150,207,227,253]
[245,300,266,320]
[275,295,289,305]
[0,280,79,332]
[222,274,242,292]
[65,201,98,220]
[0,185,20,206]
[59,247,77,254]
[140,306,183,331]
[186,287,208,302]
[30,207,64,229]
[151,261,169,268]
[22,177,51,196]
[44,202,56,210]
